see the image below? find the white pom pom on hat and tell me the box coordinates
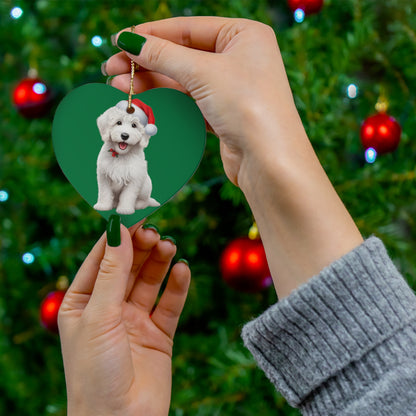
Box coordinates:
[115,99,158,136]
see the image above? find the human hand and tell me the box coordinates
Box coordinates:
[105,17,363,299]
[104,16,304,187]
[58,218,190,416]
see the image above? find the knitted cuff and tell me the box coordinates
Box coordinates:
[241,237,416,412]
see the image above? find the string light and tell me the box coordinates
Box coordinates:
[347,84,358,99]
[22,252,35,264]
[294,9,305,23]
[33,82,47,95]
[365,147,377,164]
[10,7,23,19]
[0,190,8,202]
[91,35,103,47]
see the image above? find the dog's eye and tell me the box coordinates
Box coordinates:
[116,121,122,125]
[132,123,137,128]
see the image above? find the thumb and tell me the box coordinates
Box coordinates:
[116,31,208,92]
[88,215,133,310]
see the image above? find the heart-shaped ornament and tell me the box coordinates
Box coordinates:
[52,83,206,227]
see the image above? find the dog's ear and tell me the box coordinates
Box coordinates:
[97,107,117,142]
[141,135,151,149]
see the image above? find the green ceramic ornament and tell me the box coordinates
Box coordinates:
[52,83,206,227]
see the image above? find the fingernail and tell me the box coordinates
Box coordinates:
[106,76,114,86]
[161,235,176,245]
[142,223,159,233]
[117,32,147,55]
[101,60,108,76]
[107,214,121,247]
[110,33,118,46]
[178,258,189,266]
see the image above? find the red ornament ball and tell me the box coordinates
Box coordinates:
[287,0,324,15]
[220,237,272,293]
[40,290,66,333]
[13,77,52,118]
[360,113,401,155]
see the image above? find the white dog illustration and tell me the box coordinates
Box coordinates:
[93,99,160,215]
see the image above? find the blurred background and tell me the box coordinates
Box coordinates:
[1,0,416,414]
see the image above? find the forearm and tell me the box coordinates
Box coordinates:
[238,114,363,299]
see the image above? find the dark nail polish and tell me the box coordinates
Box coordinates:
[117,32,147,55]
[161,235,176,245]
[178,258,189,266]
[142,223,159,233]
[101,60,108,76]
[107,215,121,247]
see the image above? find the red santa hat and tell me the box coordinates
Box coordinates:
[115,99,157,136]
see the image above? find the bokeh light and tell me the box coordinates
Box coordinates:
[91,35,103,47]
[0,190,8,202]
[10,7,23,19]
[22,252,35,264]
[365,147,377,164]
[347,84,358,99]
[294,9,305,23]
[33,82,47,95]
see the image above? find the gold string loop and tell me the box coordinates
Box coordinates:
[127,25,137,114]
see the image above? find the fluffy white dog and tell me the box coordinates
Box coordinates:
[93,99,160,215]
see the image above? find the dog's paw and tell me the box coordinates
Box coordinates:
[116,206,135,215]
[135,201,147,210]
[94,202,114,211]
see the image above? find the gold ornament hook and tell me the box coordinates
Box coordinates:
[248,222,259,240]
[375,86,389,113]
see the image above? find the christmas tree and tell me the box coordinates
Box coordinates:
[1,0,416,415]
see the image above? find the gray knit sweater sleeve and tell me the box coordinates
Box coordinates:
[241,237,416,415]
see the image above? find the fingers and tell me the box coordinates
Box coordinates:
[151,261,191,339]
[124,225,161,298]
[87,224,134,310]
[103,51,132,75]
[61,220,144,312]
[62,232,107,305]
[61,211,189,342]
[127,238,177,313]
[109,71,187,95]
[128,219,145,237]
[121,33,210,93]
[104,17,238,92]
[129,16,234,52]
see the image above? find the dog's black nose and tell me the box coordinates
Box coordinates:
[121,133,129,141]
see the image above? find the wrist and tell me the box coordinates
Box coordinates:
[237,112,310,195]
[237,120,363,298]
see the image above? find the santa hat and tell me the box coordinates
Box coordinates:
[115,99,157,136]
